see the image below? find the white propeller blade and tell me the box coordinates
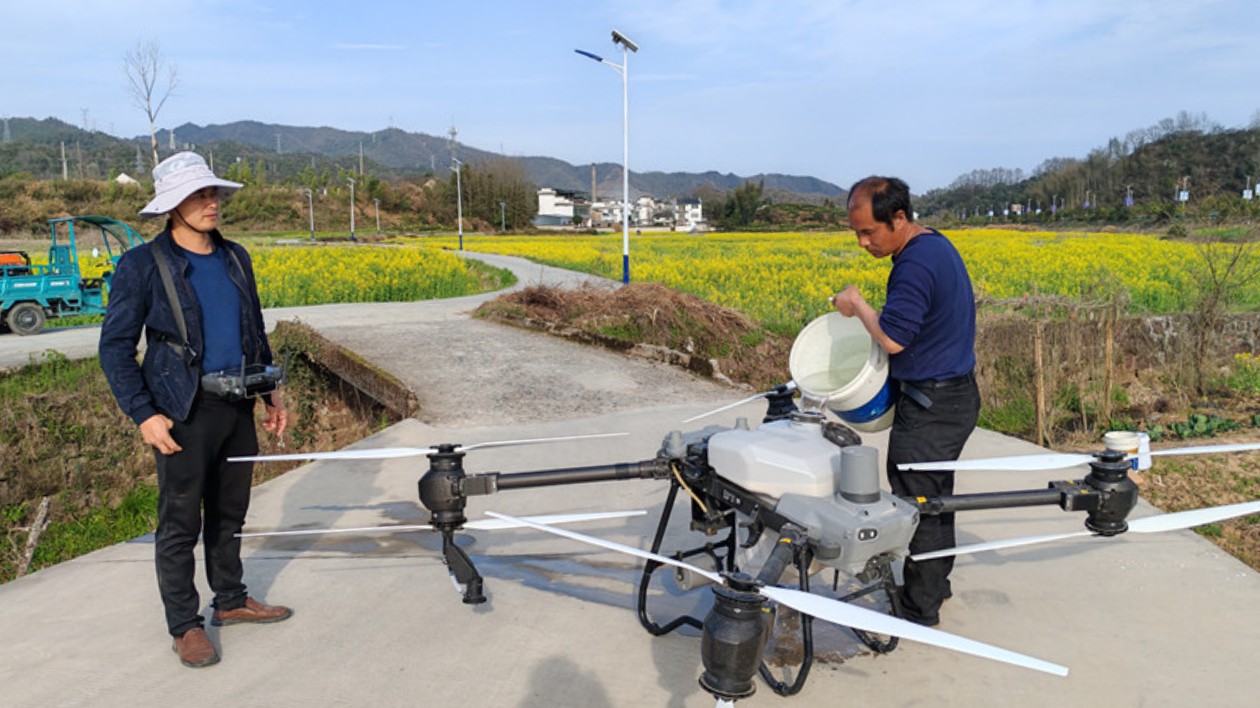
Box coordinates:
[458,432,628,452]
[229,432,627,464]
[1150,442,1260,458]
[239,523,437,538]
[237,510,646,539]
[901,439,1260,473]
[230,447,435,463]
[913,500,1260,561]
[899,452,1095,472]
[484,511,723,583]
[1126,500,1260,534]
[912,532,1093,561]
[759,585,1068,677]
[681,382,797,424]
[466,510,648,530]
[487,511,1067,677]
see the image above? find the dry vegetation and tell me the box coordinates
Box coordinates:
[475,282,794,390]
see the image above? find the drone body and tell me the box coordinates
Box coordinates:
[232,397,1260,706]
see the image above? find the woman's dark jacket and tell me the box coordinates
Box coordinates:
[98,228,273,426]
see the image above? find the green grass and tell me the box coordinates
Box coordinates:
[27,484,158,573]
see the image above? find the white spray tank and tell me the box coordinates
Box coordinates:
[707,412,843,499]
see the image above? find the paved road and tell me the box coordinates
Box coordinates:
[2,252,1258,708]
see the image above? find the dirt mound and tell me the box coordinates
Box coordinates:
[475,282,793,390]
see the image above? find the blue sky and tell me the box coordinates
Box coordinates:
[4,0,1258,191]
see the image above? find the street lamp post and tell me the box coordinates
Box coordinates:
[347,177,357,242]
[576,29,638,285]
[374,197,381,233]
[499,201,507,232]
[304,188,315,241]
[452,157,464,250]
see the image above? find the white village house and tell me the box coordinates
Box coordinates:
[536,188,705,232]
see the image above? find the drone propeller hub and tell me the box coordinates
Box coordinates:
[1082,455,1139,536]
[418,449,469,528]
[699,581,771,701]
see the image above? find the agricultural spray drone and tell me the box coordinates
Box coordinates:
[233,388,1260,705]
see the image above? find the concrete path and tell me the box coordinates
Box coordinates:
[1,252,1258,708]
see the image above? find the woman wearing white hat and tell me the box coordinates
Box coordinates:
[100,151,291,668]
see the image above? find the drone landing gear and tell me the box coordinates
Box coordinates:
[839,555,901,654]
[441,531,486,604]
[635,480,828,700]
[636,481,736,635]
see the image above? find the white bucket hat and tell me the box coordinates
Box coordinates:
[139,151,243,218]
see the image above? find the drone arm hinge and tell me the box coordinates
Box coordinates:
[491,460,666,491]
[461,473,499,497]
[1051,479,1104,513]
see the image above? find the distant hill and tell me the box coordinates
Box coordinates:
[172,121,845,201]
[918,112,1260,220]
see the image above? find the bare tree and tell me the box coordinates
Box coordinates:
[1187,231,1260,394]
[124,39,178,168]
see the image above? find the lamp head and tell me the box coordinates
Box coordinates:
[611,30,639,52]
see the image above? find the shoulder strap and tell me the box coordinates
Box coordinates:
[150,244,193,362]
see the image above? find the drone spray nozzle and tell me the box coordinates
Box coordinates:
[700,578,770,701]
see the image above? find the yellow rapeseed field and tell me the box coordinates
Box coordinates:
[250,244,494,307]
[50,243,502,308]
[50,230,1259,325]
[418,229,1258,333]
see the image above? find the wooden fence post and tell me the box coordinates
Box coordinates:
[1035,318,1047,447]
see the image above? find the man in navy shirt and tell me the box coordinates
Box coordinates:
[100,152,291,668]
[831,176,980,626]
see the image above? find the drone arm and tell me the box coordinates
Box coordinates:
[479,459,670,493]
[914,485,1069,516]
[753,529,805,587]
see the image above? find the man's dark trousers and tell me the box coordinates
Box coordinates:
[154,392,258,636]
[885,379,980,625]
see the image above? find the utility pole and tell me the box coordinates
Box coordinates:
[499,201,507,232]
[449,125,463,250]
[359,141,364,176]
[374,198,381,233]
[305,188,315,240]
[348,177,357,242]
[61,142,68,180]
[452,157,464,251]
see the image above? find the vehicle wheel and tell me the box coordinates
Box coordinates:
[7,302,46,336]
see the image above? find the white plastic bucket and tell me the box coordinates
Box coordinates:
[789,313,894,432]
[1103,430,1151,472]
